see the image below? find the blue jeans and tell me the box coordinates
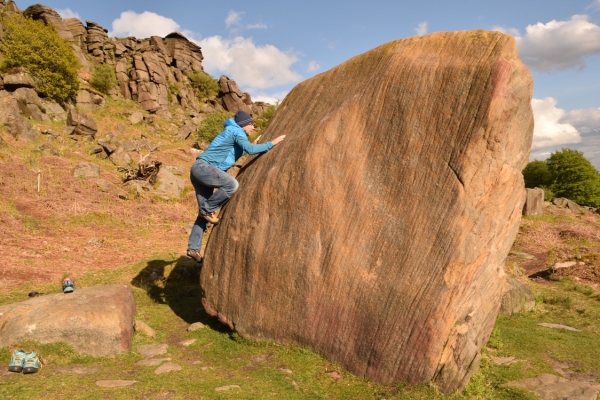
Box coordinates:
[187,160,239,252]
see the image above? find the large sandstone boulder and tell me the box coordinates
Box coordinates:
[201,30,533,393]
[0,284,135,357]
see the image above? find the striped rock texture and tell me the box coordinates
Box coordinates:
[201,30,533,393]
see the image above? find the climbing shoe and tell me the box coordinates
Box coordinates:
[62,277,74,293]
[22,352,40,374]
[8,349,26,373]
[186,250,203,264]
[201,212,219,225]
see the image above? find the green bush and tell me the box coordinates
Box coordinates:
[255,103,278,135]
[196,111,233,143]
[0,14,80,103]
[187,71,219,101]
[90,64,116,94]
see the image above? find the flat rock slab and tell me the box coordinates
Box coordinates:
[506,374,600,400]
[215,385,241,391]
[180,339,197,347]
[56,366,100,374]
[138,344,168,358]
[154,362,182,375]
[135,357,172,367]
[96,380,138,388]
[490,356,522,366]
[538,323,581,332]
[0,284,135,357]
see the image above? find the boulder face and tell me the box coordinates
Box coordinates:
[0,284,136,357]
[201,30,533,393]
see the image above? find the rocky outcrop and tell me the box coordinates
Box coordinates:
[2,71,35,90]
[67,106,98,138]
[23,4,74,42]
[21,7,270,116]
[0,95,38,140]
[523,187,544,216]
[201,31,533,393]
[0,284,136,357]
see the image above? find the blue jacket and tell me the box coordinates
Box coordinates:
[197,118,273,171]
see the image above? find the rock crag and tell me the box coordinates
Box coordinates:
[200,30,534,393]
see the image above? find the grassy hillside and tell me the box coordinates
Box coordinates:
[1,98,600,399]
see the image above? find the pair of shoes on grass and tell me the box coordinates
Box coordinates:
[8,350,40,374]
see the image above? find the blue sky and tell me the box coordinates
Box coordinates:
[16,0,600,168]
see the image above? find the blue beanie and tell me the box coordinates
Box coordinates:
[234,110,254,127]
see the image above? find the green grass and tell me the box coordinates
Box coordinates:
[2,258,600,399]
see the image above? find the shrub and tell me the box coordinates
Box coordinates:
[187,71,219,101]
[90,64,116,94]
[196,111,233,143]
[255,103,278,134]
[0,14,80,103]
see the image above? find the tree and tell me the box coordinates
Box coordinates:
[523,160,552,189]
[547,148,600,207]
[0,14,80,103]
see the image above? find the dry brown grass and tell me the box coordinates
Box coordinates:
[0,111,199,292]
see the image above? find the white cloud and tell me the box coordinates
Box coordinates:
[587,0,600,11]
[109,11,180,38]
[253,91,288,104]
[307,61,320,73]
[513,15,600,71]
[415,22,428,36]
[247,23,267,29]
[560,107,600,135]
[226,10,244,28]
[531,97,581,149]
[197,35,303,89]
[57,8,81,20]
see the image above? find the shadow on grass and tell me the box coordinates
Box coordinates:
[131,256,231,333]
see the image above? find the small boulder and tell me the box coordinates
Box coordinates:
[67,106,98,139]
[0,284,136,356]
[154,168,185,199]
[499,276,535,315]
[73,162,100,178]
[129,111,145,124]
[523,188,544,216]
[96,179,128,199]
[109,147,133,168]
[134,320,156,338]
[187,322,205,332]
[2,71,35,90]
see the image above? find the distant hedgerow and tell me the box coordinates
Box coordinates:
[196,111,233,143]
[0,14,80,103]
[90,64,116,94]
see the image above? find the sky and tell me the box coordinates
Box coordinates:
[16,0,600,168]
